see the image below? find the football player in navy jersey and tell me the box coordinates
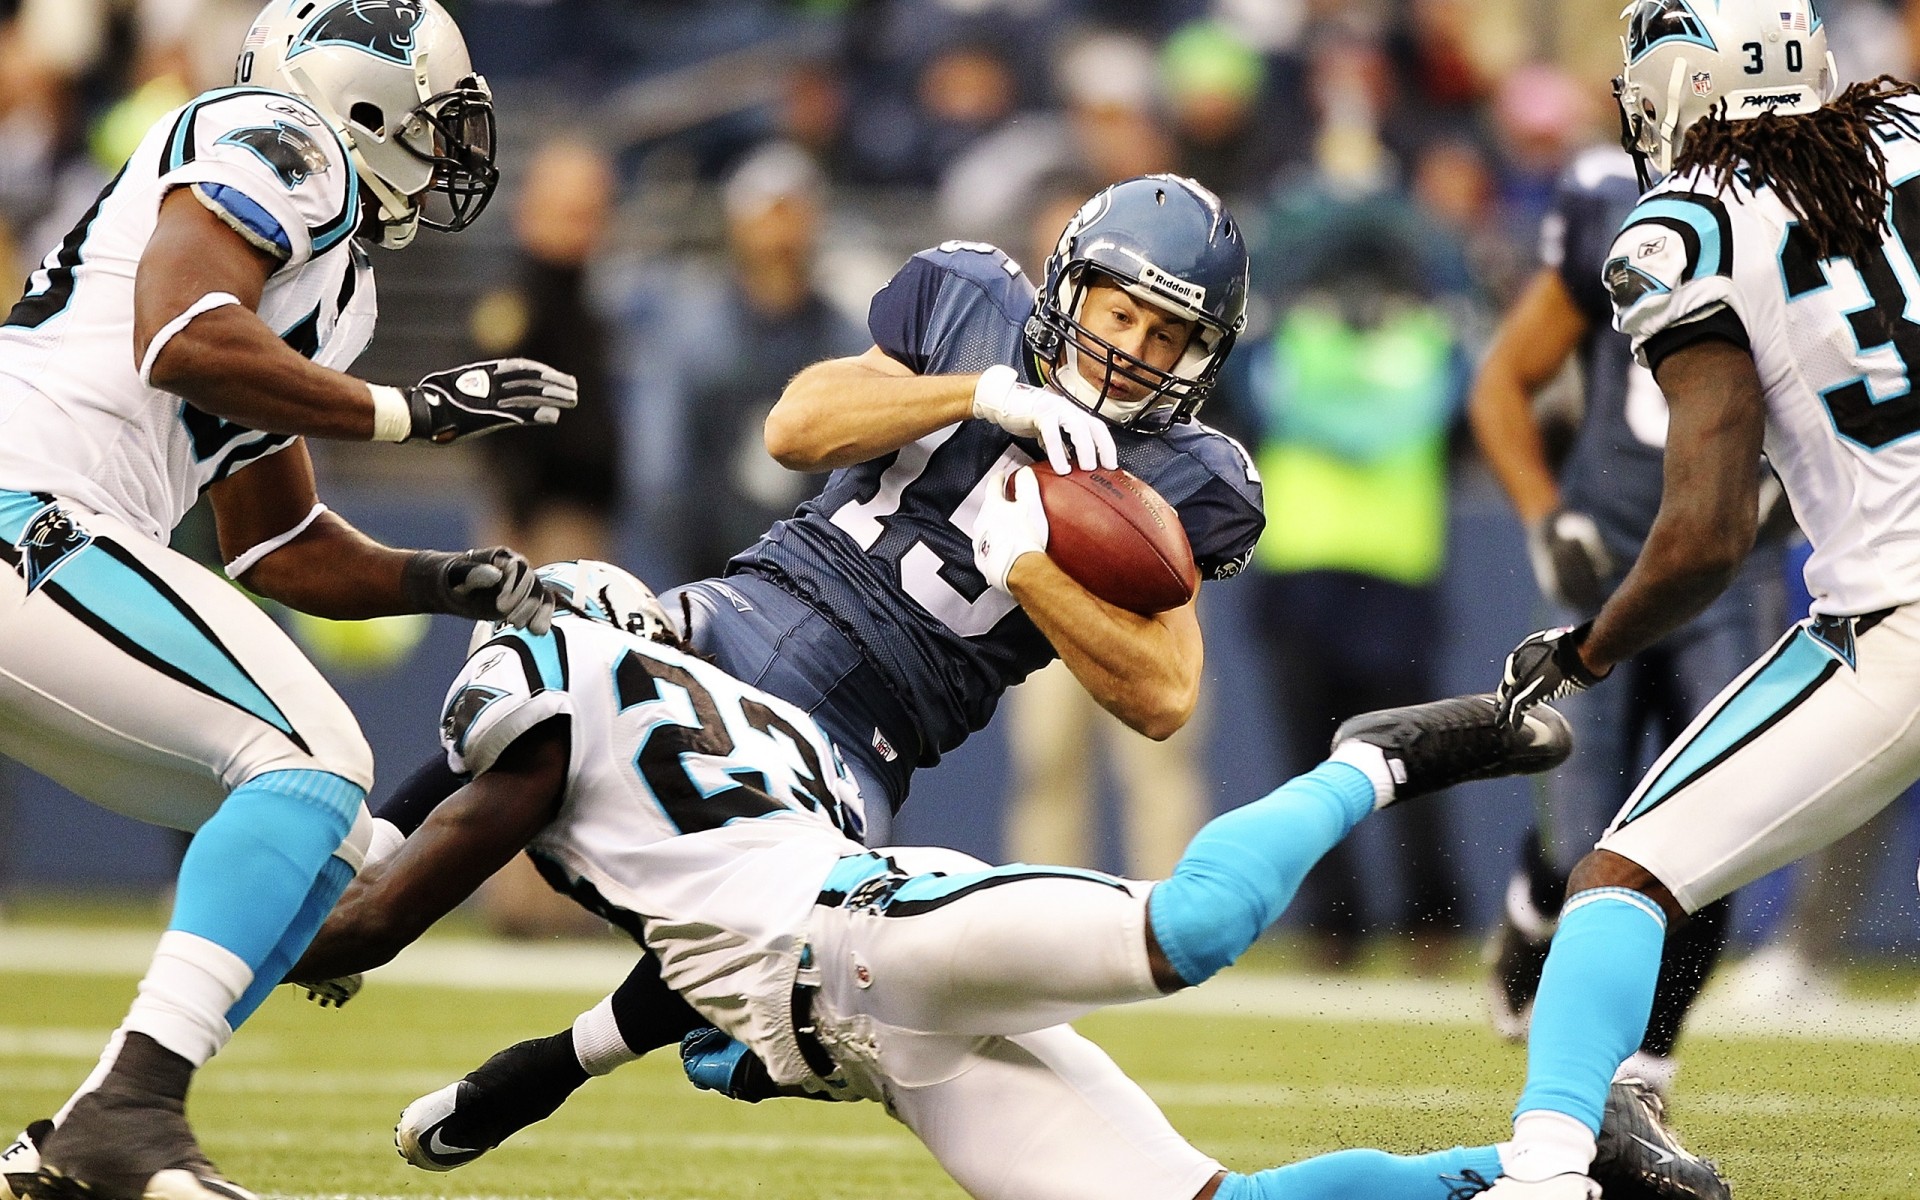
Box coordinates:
[1468,144,1783,1096]
[362,173,1270,1169]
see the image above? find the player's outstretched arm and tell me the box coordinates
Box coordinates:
[135,188,575,444]
[208,447,553,629]
[289,719,569,983]
[765,345,978,471]
[1467,268,1588,526]
[1579,338,1763,673]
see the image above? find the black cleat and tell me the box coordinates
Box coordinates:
[27,1034,256,1200]
[1592,1077,1732,1199]
[1,1120,51,1200]
[394,1032,587,1172]
[1484,902,1551,1042]
[1330,694,1572,805]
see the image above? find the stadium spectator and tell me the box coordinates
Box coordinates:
[655,140,867,583]
[1159,19,1296,207]
[1224,181,1472,970]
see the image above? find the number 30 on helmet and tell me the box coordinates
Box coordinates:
[1613,0,1838,179]
[237,0,499,250]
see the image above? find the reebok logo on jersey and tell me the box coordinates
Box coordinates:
[217,122,330,190]
[1636,236,1667,259]
[291,0,426,67]
[16,504,91,595]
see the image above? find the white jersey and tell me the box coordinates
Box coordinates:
[0,87,376,543]
[1605,95,1920,615]
[440,616,869,1084]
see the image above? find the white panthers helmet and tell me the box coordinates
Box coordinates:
[469,560,673,655]
[237,0,498,249]
[1615,0,1839,177]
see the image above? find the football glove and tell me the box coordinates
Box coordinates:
[407,358,577,444]
[1526,509,1615,615]
[972,465,1049,592]
[403,546,556,633]
[972,364,1118,475]
[1495,622,1605,728]
[293,973,362,1008]
[681,1027,777,1102]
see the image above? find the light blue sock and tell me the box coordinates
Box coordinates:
[225,854,355,1026]
[1516,887,1669,1131]
[1147,762,1374,986]
[1216,1145,1504,1200]
[169,768,363,1027]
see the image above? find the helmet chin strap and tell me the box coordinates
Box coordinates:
[1655,54,1689,173]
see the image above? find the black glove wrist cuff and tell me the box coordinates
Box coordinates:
[1565,620,1604,686]
[401,550,455,613]
[406,387,436,442]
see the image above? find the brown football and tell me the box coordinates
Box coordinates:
[1032,467,1198,614]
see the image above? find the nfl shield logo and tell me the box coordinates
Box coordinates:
[1691,71,1714,97]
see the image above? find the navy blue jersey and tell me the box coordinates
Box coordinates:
[1547,148,1668,565]
[729,241,1264,767]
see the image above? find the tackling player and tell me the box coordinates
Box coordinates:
[365,172,1270,1154]
[0,4,574,1199]
[1486,2,1920,1195]
[287,560,1718,1200]
[1468,143,1785,1093]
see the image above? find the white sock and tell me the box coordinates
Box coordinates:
[571,994,641,1076]
[1328,740,1399,809]
[1502,1110,1598,1182]
[121,931,250,1067]
[1617,1050,1679,1096]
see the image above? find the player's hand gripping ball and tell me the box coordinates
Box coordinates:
[1034,466,1198,614]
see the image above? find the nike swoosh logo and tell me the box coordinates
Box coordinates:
[423,1126,477,1160]
[1629,1133,1675,1166]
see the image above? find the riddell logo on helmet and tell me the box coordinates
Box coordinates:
[1137,263,1206,309]
[1741,92,1802,109]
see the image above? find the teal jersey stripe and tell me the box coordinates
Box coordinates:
[889,861,1129,909]
[48,540,297,738]
[1623,629,1835,822]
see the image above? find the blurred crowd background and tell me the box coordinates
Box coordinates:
[5,0,1920,984]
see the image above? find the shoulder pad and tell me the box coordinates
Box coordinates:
[1602,191,1740,357]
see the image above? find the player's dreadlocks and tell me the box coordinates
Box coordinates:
[1674,76,1920,261]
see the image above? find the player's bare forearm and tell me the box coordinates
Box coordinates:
[1581,338,1763,672]
[765,346,977,471]
[290,722,569,983]
[136,188,380,441]
[1468,269,1587,524]
[1007,554,1201,739]
[209,449,414,619]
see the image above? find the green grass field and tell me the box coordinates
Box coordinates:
[4,919,1919,1199]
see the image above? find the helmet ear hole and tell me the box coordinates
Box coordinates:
[350,102,386,136]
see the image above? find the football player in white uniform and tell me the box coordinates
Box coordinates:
[1487,2,1920,1196]
[289,562,1726,1200]
[0,4,576,1200]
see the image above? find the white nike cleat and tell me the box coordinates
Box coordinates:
[1,1122,50,1200]
[395,1082,492,1172]
[1479,1175,1601,1199]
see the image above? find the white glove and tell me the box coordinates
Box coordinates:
[971,364,1118,475]
[972,465,1049,592]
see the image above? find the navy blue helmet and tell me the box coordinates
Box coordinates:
[1024,174,1250,433]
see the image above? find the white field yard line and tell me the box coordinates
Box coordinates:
[5,925,1919,1042]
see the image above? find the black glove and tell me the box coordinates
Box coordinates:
[1525,509,1615,614]
[1495,622,1605,728]
[292,973,362,1008]
[407,357,577,444]
[403,547,555,633]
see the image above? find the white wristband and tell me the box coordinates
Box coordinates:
[139,292,243,387]
[224,502,328,579]
[971,364,1018,421]
[368,383,412,443]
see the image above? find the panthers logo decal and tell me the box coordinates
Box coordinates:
[216,122,331,189]
[290,0,426,66]
[16,504,92,595]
